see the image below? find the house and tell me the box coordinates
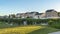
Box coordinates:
[25,12,39,18]
[45,9,59,18]
[34,13,44,19]
[16,12,41,19]
[9,9,60,19]
[16,13,25,18]
[39,13,46,19]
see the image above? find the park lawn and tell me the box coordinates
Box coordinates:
[0,25,44,34]
[29,27,59,34]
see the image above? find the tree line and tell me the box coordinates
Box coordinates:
[0,18,60,29]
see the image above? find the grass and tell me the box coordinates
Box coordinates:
[0,26,43,34]
[28,27,59,34]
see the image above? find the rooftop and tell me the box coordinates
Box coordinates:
[46,9,57,12]
[35,13,43,15]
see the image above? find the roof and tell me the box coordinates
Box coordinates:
[25,12,39,14]
[35,13,43,15]
[46,9,57,12]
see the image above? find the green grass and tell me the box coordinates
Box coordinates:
[28,27,59,34]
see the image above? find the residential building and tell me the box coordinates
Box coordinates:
[34,13,44,19]
[8,9,60,19]
[45,9,59,18]
[16,12,40,19]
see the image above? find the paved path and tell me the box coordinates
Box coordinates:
[49,31,60,34]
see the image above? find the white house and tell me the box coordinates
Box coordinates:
[45,9,59,19]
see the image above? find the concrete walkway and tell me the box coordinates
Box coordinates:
[49,31,60,34]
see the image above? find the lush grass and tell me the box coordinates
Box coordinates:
[28,27,59,34]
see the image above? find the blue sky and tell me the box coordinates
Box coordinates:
[0,0,60,16]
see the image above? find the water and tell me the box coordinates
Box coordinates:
[49,31,60,34]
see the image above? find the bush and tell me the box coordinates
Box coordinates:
[48,19,60,29]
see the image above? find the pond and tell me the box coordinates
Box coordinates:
[49,31,60,34]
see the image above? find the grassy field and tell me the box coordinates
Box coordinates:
[0,26,43,34]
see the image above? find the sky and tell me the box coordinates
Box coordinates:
[0,0,60,16]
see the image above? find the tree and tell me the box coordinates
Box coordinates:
[48,20,54,25]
